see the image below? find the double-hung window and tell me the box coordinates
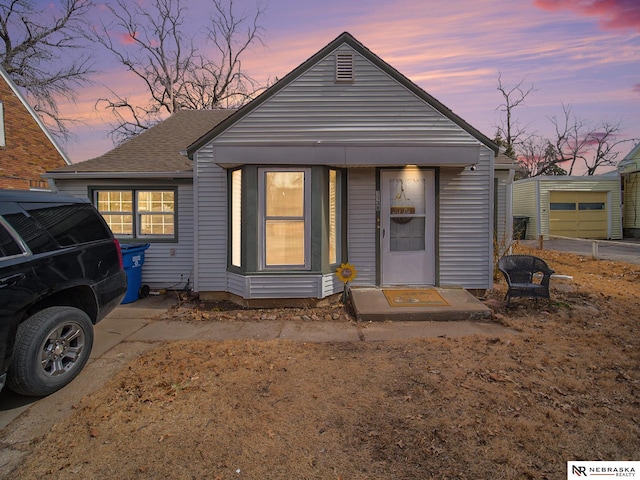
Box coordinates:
[94,189,176,241]
[259,168,311,270]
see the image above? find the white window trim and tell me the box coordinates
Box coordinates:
[258,167,311,271]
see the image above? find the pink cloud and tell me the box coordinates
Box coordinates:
[534,0,640,32]
[633,84,640,95]
[119,32,137,45]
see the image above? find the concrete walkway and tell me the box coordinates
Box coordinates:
[0,293,514,477]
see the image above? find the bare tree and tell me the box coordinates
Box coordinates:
[494,73,535,158]
[516,136,562,178]
[0,0,95,139]
[550,104,634,175]
[93,0,266,144]
[181,0,266,109]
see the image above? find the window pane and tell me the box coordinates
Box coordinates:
[102,214,133,235]
[266,171,304,217]
[96,191,134,235]
[389,178,425,216]
[550,203,576,211]
[390,217,425,252]
[265,220,304,266]
[140,214,175,235]
[329,170,337,264]
[231,169,242,267]
[579,202,605,211]
[138,191,174,212]
[97,191,132,212]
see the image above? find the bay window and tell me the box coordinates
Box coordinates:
[230,166,343,273]
[260,168,311,269]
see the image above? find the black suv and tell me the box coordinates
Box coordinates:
[0,190,127,396]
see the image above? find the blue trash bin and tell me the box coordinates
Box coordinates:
[120,243,150,304]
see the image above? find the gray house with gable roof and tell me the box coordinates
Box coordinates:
[48,32,509,303]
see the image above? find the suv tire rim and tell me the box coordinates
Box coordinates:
[40,322,86,377]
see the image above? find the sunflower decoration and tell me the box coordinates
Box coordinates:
[336,262,357,303]
[336,262,357,284]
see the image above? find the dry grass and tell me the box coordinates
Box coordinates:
[10,246,640,480]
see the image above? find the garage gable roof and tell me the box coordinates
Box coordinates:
[187,32,498,156]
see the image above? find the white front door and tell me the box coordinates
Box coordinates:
[380,169,435,286]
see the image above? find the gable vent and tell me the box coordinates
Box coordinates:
[335,53,354,83]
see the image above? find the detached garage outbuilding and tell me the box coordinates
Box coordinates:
[513,175,622,240]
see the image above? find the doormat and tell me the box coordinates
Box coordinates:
[383,289,450,307]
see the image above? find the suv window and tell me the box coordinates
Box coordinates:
[0,222,22,257]
[3,203,113,253]
[3,212,57,254]
[26,204,112,245]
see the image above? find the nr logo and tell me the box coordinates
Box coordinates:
[572,465,587,476]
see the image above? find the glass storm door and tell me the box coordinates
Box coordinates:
[380,169,435,286]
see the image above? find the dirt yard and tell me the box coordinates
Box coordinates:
[9,246,640,479]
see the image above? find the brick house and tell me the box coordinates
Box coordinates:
[0,65,70,190]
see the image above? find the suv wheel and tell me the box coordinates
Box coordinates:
[7,307,94,396]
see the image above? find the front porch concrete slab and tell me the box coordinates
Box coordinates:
[350,287,491,322]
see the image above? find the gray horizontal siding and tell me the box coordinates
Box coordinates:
[194,146,228,292]
[213,45,480,147]
[438,152,493,289]
[53,178,194,290]
[347,168,377,286]
[226,273,340,299]
[247,276,319,299]
[226,272,246,297]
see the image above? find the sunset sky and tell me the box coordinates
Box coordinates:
[57,0,640,168]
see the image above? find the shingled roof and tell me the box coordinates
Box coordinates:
[47,109,235,178]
